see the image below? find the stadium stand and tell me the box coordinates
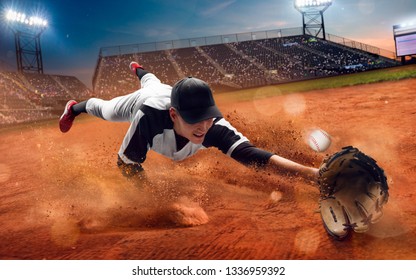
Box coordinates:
[0,71,92,126]
[94,35,398,93]
[1,34,399,126]
[93,51,180,98]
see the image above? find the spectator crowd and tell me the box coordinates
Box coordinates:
[1,35,398,126]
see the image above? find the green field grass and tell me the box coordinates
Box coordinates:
[216,64,416,103]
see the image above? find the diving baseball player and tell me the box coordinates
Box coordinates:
[59,62,319,180]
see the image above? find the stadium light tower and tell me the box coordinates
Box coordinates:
[4,9,48,74]
[294,0,332,40]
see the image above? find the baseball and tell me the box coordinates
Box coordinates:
[307,129,331,152]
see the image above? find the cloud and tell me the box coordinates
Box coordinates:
[238,20,290,33]
[200,0,236,17]
[274,21,289,27]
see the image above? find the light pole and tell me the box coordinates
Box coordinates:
[4,9,48,74]
[294,0,332,40]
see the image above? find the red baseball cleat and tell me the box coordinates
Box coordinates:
[59,100,78,133]
[129,61,144,75]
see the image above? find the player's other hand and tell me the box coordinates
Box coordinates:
[117,156,144,178]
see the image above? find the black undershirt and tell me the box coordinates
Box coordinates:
[174,131,190,151]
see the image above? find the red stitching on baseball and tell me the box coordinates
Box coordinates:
[320,129,331,142]
[310,135,321,152]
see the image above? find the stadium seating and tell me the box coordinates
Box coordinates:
[1,35,399,126]
[0,71,91,126]
[93,35,397,94]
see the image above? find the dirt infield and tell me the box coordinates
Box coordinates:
[1,78,416,260]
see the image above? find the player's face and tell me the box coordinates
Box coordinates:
[170,108,214,144]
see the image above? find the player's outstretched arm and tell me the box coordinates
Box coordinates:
[267,154,319,183]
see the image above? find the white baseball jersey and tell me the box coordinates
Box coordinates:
[86,73,273,166]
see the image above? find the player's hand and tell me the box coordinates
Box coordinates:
[117,156,144,177]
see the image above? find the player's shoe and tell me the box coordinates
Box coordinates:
[59,100,78,133]
[129,61,144,76]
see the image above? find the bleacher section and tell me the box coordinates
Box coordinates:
[94,35,398,95]
[93,51,180,98]
[0,71,92,126]
[1,35,398,126]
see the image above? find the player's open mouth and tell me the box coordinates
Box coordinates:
[193,133,205,138]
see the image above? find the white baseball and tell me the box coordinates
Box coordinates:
[308,129,331,152]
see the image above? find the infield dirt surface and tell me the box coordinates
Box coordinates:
[1,78,415,259]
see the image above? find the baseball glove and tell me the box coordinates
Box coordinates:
[317,146,389,240]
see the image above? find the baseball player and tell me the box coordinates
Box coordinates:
[59,62,319,181]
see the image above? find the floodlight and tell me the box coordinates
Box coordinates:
[295,0,333,8]
[6,9,47,28]
[398,22,416,29]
